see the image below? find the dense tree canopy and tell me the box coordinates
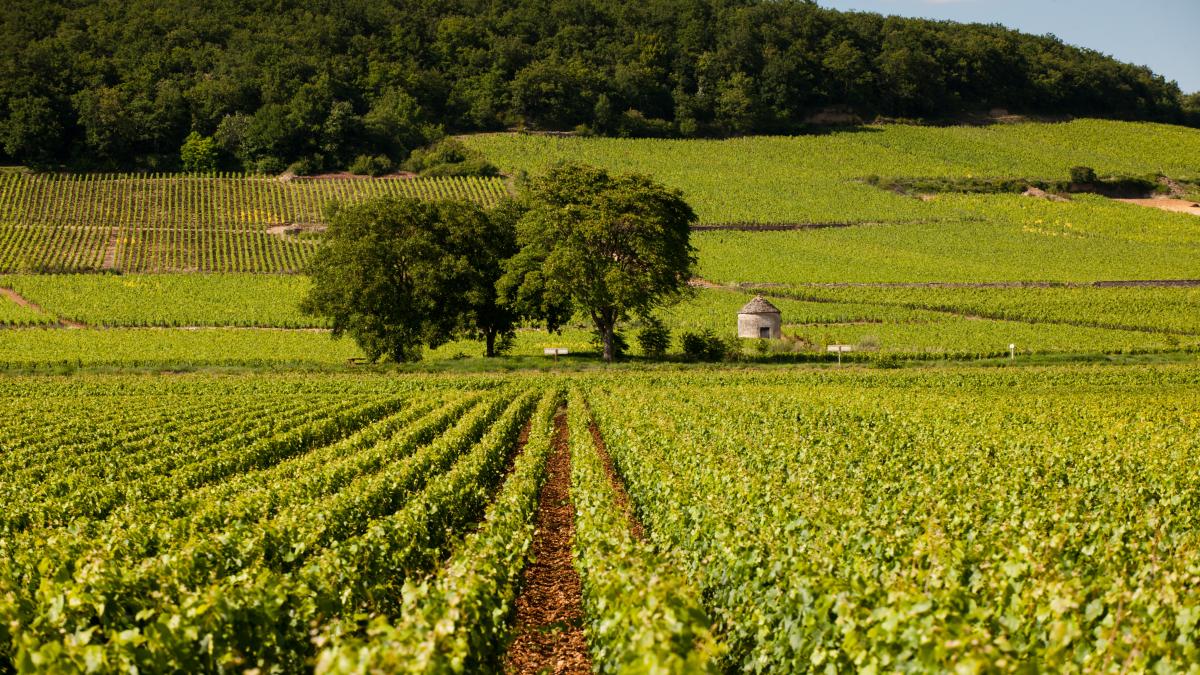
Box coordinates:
[1,0,1192,171]
[301,196,518,361]
[499,163,696,363]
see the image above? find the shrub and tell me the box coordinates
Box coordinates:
[349,154,394,177]
[180,132,218,173]
[636,317,671,359]
[871,352,904,369]
[403,139,499,177]
[1070,166,1097,184]
[419,158,499,177]
[286,156,323,176]
[680,330,726,362]
[253,156,287,175]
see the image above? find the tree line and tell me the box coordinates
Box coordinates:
[2,0,1196,172]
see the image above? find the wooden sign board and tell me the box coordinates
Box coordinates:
[543,348,569,356]
[827,344,854,353]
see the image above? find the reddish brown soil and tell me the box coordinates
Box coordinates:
[504,409,591,675]
[587,419,645,541]
[102,230,120,270]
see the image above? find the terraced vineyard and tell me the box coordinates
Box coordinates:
[0,173,509,273]
[2,367,1198,672]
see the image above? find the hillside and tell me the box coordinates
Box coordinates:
[1,0,1194,172]
[0,120,1197,364]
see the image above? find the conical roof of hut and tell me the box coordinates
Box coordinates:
[738,295,781,315]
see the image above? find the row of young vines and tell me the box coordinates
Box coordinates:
[0,173,509,272]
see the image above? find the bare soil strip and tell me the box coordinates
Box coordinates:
[504,408,591,675]
[0,287,85,328]
[587,416,645,541]
[102,229,120,270]
[1117,198,1200,217]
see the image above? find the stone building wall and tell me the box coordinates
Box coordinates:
[737,313,782,339]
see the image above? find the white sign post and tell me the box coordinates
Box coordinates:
[1009,343,1015,361]
[543,347,569,363]
[827,344,854,365]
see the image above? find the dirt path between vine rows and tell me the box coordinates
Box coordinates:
[504,408,591,675]
[0,287,85,328]
[101,229,120,270]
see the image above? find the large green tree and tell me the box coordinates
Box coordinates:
[499,163,696,362]
[301,196,518,361]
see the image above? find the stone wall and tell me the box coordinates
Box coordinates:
[737,313,782,339]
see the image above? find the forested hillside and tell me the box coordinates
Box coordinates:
[1,0,1195,172]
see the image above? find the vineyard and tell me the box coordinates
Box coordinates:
[1,367,1198,672]
[694,194,1200,284]
[0,328,363,369]
[0,173,509,273]
[463,120,1200,224]
[0,274,322,328]
[0,274,1193,362]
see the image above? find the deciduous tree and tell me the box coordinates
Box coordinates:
[302,197,518,362]
[499,163,696,363]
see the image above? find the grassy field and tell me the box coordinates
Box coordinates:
[0,327,362,369]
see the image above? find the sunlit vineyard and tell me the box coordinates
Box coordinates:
[463,120,1200,224]
[0,173,509,273]
[0,292,53,326]
[584,367,1200,671]
[763,284,1200,336]
[0,328,362,370]
[695,195,1200,284]
[3,273,1192,360]
[1,274,321,328]
[2,367,1198,671]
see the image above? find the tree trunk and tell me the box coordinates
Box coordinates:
[485,329,497,358]
[601,323,615,363]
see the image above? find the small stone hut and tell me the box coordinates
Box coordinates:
[737,296,782,339]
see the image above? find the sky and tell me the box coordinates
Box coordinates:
[817,0,1200,93]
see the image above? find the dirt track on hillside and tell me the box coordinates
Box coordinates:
[1116,198,1200,216]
